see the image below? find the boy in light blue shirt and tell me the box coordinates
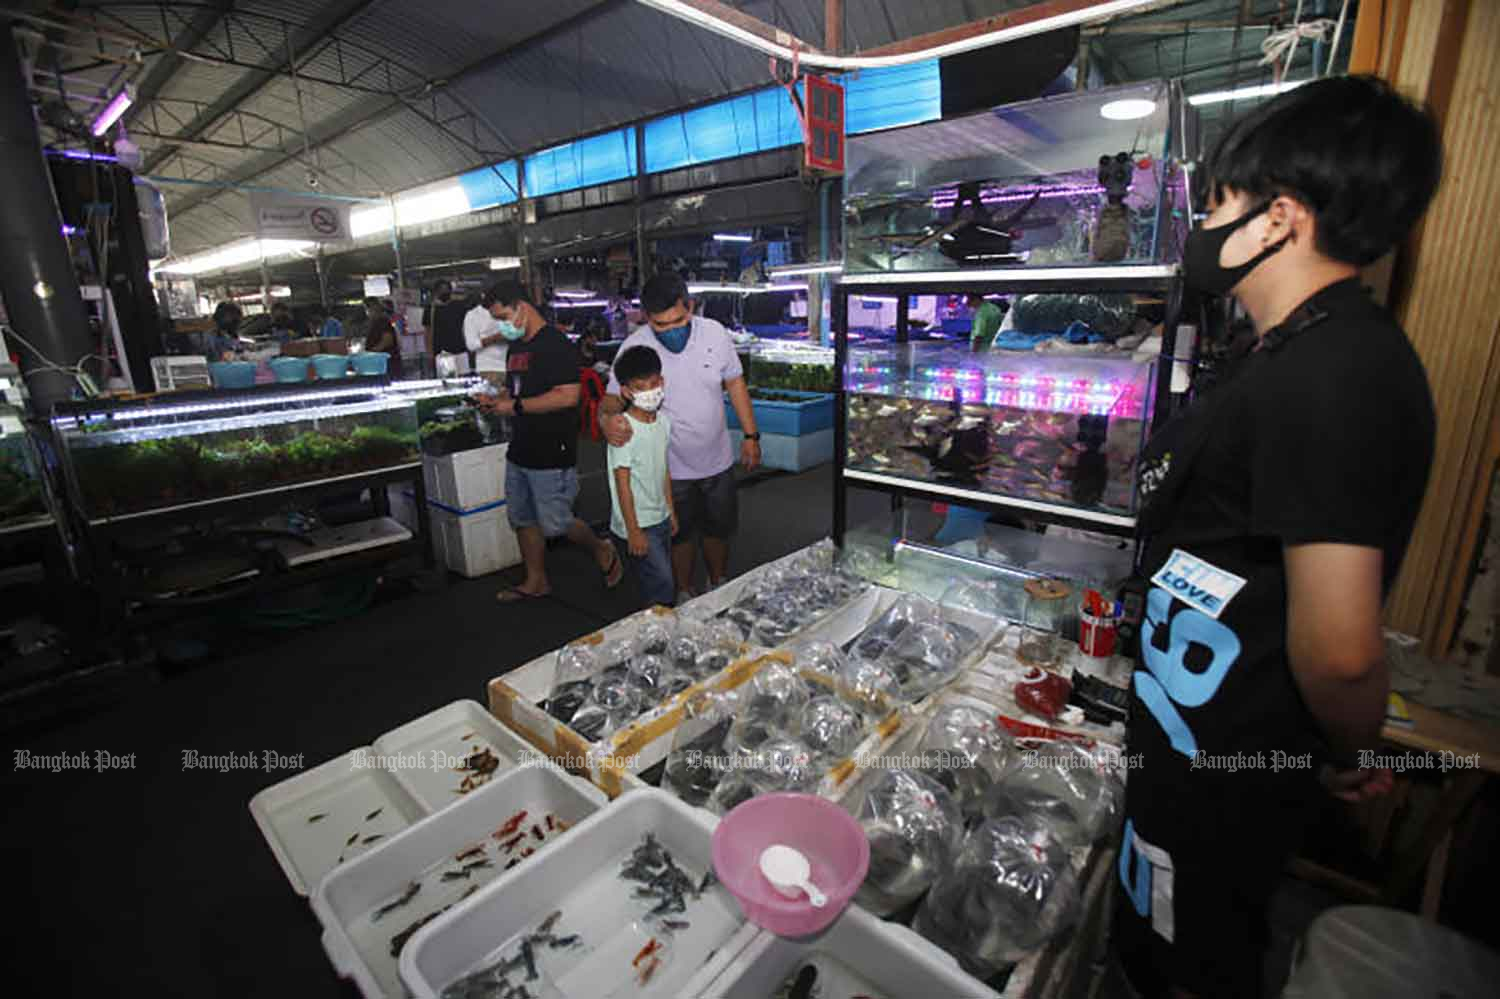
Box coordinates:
[607,346,678,607]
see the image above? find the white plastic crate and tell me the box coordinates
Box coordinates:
[313,761,608,999]
[400,788,759,999]
[682,901,1001,999]
[251,700,540,896]
[431,503,522,578]
[423,443,507,512]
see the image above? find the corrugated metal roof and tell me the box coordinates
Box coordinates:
[41,0,1301,256]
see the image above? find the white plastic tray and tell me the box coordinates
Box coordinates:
[313,761,608,999]
[400,788,759,999]
[682,901,1001,999]
[249,748,426,896]
[371,699,541,813]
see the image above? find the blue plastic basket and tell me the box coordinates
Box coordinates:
[208,361,257,389]
[268,356,310,383]
[312,354,350,379]
[350,352,389,376]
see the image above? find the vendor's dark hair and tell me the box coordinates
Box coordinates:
[1207,75,1442,265]
[641,272,688,316]
[614,345,662,386]
[212,302,242,327]
[484,280,532,309]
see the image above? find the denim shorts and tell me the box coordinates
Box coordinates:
[612,519,675,608]
[670,468,738,541]
[506,464,578,538]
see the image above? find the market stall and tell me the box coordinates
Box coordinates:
[246,79,1191,999]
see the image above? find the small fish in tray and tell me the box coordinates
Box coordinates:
[371,881,420,922]
[438,910,579,999]
[620,832,708,927]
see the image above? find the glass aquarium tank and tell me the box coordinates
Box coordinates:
[0,430,48,527]
[844,81,1189,274]
[746,341,835,394]
[845,343,1154,515]
[389,378,508,455]
[54,383,420,519]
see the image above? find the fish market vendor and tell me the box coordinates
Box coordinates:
[966,293,1004,352]
[1113,76,1441,999]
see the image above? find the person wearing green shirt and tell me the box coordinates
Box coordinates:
[967,293,1003,352]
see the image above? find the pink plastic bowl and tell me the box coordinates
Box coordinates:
[711,792,870,937]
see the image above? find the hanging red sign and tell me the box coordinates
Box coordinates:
[803,74,845,175]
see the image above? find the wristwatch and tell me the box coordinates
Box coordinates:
[744,432,761,442]
[512,397,524,416]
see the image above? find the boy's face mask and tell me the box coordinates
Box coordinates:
[630,386,665,412]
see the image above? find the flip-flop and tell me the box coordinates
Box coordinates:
[496,587,550,603]
[601,547,625,589]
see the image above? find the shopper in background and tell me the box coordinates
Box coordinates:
[426,280,469,360]
[361,296,403,379]
[268,302,296,345]
[209,302,243,360]
[602,272,759,604]
[475,280,623,602]
[1115,76,1442,999]
[967,292,1003,352]
[607,346,677,608]
[313,305,344,340]
[465,284,511,386]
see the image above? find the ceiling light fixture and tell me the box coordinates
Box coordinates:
[90,86,133,137]
[1188,80,1307,107]
[1099,98,1156,121]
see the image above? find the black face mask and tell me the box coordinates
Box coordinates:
[1183,201,1289,296]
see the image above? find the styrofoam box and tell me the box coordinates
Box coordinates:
[730,427,834,473]
[423,443,507,512]
[682,900,1001,999]
[431,504,522,578]
[399,788,759,999]
[314,761,608,999]
[250,700,541,896]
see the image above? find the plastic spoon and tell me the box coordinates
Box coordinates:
[758,844,827,908]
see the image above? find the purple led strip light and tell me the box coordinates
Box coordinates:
[930,183,1106,208]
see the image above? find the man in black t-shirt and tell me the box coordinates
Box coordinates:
[425,280,469,358]
[477,281,622,603]
[1114,77,1443,999]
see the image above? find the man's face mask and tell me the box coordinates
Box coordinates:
[1184,199,1289,297]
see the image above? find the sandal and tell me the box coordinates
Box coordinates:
[601,547,625,589]
[497,586,550,603]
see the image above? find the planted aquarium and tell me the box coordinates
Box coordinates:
[844,81,1188,274]
[746,341,835,394]
[845,344,1154,516]
[54,384,420,519]
[393,378,508,456]
[0,431,47,526]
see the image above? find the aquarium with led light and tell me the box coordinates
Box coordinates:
[845,344,1154,516]
[53,383,420,519]
[843,81,1189,274]
[745,341,836,393]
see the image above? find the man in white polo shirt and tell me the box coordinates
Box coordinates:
[464,284,511,384]
[603,272,760,602]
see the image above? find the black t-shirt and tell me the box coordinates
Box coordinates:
[429,300,468,355]
[506,325,579,470]
[1117,278,1434,989]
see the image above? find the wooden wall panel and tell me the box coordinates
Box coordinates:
[1383,0,1500,655]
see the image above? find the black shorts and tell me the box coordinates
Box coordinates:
[671,468,738,541]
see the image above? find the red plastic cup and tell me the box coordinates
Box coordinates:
[1078,605,1118,657]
